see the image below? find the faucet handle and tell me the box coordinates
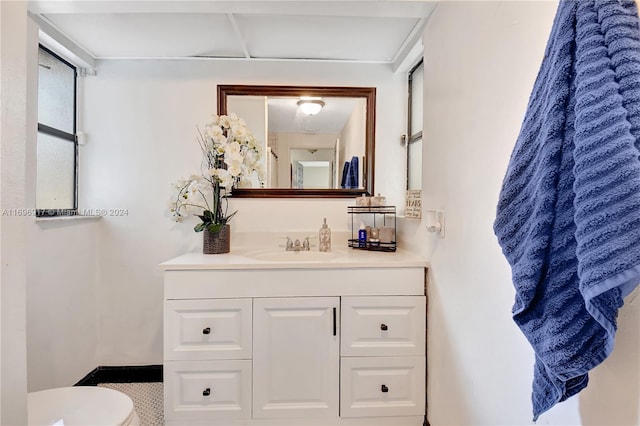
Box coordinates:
[280,236,293,251]
[302,235,316,251]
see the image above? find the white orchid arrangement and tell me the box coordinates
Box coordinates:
[169,113,264,232]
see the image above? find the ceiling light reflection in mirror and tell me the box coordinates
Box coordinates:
[297,98,325,115]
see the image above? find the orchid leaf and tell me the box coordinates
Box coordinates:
[205,223,224,233]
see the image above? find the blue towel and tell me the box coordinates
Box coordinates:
[494,0,640,420]
[346,156,359,189]
[344,157,357,189]
[341,161,350,189]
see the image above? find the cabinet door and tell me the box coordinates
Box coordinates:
[253,297,340,419]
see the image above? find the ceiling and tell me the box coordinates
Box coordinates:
[28,1,435,68]
[28,1,434,135]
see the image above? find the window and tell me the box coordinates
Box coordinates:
[407,59,423,191]
[36,45,77,216]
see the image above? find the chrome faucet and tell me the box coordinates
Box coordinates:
[284,237,311,251]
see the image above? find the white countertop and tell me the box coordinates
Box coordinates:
[161,247,428,270]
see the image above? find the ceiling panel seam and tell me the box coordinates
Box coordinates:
[226,13,251,59]
[94,56,392,64]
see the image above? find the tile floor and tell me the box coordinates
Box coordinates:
[98,382,164,426]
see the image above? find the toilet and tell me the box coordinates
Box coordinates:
[28,386,140,426]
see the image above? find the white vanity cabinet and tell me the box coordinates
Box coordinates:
[162,252,427,426]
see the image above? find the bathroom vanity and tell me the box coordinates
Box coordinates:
[161,249,427,425]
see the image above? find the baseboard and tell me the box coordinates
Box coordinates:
[75,365,163,386]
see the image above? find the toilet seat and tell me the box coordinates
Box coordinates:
[28,386,140,426]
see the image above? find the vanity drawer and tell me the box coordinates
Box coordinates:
[164,359,252,421]
[165,298,252,360]
[340,356,425,418]
[341,296,425,357]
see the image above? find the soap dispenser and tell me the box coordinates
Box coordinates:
[319,218,331,252]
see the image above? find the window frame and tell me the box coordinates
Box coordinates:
[406,58,424,190]
[36,44,79,217]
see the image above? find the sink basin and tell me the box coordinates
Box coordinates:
[246,250,342,262]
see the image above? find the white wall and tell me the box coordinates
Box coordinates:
[82,60,406,364]
[340,99,367,189]
[17,15,101,392]
[413,2,640,425]
[26,220,100,392]
[0,2,29,423]
[301,165,330,189]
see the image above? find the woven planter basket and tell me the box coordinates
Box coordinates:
[203,225,231,254]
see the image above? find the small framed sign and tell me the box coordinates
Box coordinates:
[405,190,422,219]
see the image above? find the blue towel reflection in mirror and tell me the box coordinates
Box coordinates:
[341,156,359,189]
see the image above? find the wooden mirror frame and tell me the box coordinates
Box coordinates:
[217,85,375,198]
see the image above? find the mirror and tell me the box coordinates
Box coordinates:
[407,59,423,190]
[217,85,375,198]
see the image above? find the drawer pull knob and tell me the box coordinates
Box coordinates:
[203,388,211,396]
[381,384,389,393]
[202,327,211,335]
[380,324,388,331]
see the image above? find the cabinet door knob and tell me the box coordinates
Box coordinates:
[380,324,388,331]
[203,388,211,396]
[381,384,389,393]
[202,327,211,335]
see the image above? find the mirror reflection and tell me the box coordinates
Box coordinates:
[228,95,365,190]
[217,85,375,198]
[290,148,336,189]
[407,60,424,191]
